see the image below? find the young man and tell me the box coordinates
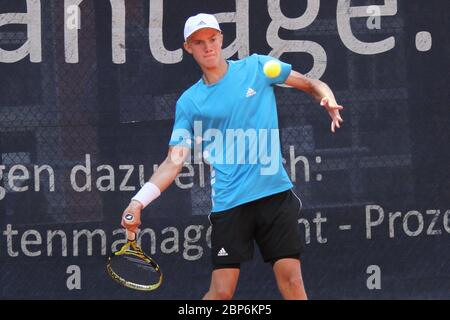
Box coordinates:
[121,13,344,300]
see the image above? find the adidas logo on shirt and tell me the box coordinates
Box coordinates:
[217,248,228,256]
[245,87,256,98]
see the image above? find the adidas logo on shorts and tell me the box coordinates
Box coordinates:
[217,248,228,256]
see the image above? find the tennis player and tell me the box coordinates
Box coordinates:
[121,13,344,300]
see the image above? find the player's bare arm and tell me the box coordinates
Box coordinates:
[285,70,344,133]
[148,145,191,192]
[121,145,190,232]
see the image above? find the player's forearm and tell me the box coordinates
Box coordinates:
[128,157,182,210]
[308,79,337,104]
[128,146,189,209]
[148,157,183,193]
[286,71,337,104]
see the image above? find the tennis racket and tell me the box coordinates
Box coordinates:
[106,229,163,291]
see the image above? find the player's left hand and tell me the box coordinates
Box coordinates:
[320,97,344,133]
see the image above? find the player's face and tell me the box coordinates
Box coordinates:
[184,28,223,69]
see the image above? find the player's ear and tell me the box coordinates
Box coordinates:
[183,41,193,54]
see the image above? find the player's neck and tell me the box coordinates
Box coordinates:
[201,59,228,85]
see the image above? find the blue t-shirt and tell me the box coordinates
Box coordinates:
[169,54,293,213]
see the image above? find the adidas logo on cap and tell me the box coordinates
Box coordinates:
[184,13,222,41]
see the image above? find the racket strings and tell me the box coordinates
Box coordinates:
[109,253,161,286]
[122,254,158,272]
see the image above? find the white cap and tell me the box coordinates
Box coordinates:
[184,13,221,41]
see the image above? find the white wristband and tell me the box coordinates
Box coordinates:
[131,182,161,208]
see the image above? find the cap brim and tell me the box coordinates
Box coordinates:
[185,26,221,41]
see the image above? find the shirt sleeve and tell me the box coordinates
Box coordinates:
[168,101,194,149]
[256,54,292,85]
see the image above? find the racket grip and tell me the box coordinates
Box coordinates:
[125,229,136,241]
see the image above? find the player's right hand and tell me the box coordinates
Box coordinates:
[121,200,143,234]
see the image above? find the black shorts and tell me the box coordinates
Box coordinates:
[209,189,304,270]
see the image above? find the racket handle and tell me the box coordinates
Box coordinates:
[125,229,136,241]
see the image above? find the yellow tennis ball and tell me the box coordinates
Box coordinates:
[263,60,282,78]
